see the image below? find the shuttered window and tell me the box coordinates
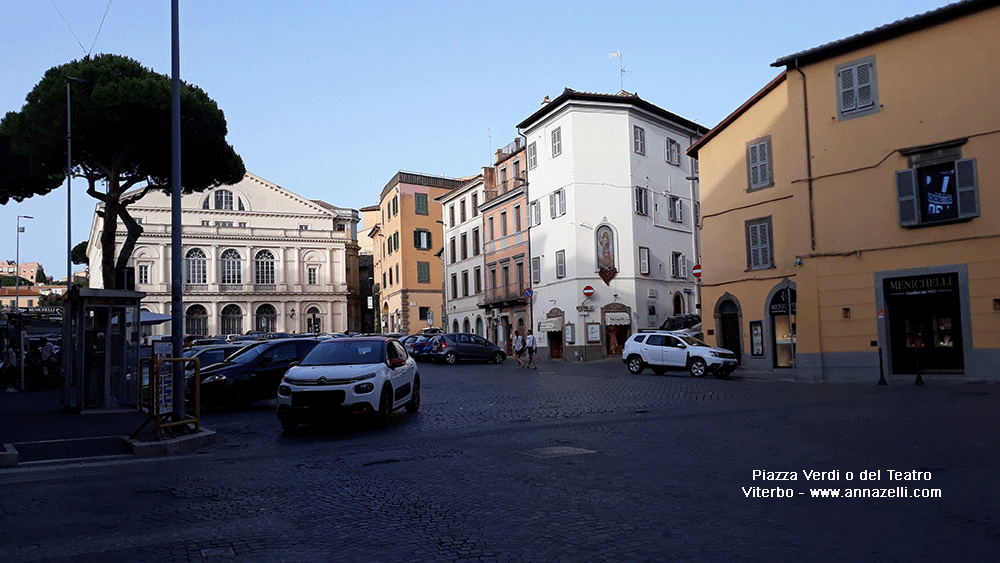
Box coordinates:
[747,136,773,190]
[897,158,979,228]
[745,217,774,270]
[836,56,879,121]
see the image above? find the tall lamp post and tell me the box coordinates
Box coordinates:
[16,214,33,390]
[66,77,87,293]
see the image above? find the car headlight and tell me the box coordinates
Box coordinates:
[278,385,291,397]
[355,371,379,382]
[354,382,374,394]
[202,374,228,384]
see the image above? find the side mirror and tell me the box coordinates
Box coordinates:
[388,357,406,369]
[289,360,299,368]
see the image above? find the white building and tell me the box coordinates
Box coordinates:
[437,174,488,335]
[516,88,708,360]
[87,172,361,336]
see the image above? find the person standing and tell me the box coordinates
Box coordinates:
[513,330,525,368]
[4,343,18,391]
[525,330,538,369]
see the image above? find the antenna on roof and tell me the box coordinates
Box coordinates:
[609,51,631,91]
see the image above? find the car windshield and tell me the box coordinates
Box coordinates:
[301,340,386,366]
[676,334,708,347]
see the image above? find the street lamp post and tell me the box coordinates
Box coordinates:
[66,77,87,291]
[16,214,32,390]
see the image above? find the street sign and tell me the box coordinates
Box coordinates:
[524,288,533,299]
[583,286,595,298]
[692,264,702,278]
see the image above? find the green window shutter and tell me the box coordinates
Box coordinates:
[955,158,980,219]
[896,169,919,227]
[414,230,421,248]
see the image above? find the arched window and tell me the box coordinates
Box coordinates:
[220,249,242,285]
[186,249,207,284]
[255,250,275,285]
[306,306,322,334]
[475,316,483,336]
[214,189,234,210]
[185,305,208,336]
[673,293,684,315]
[463,318,470,333]
[255,304,277,333]
[220,304,243,335]
[453,320,460,332]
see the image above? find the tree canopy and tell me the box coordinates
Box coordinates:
[71,241,89,265]
[0,54,245,288]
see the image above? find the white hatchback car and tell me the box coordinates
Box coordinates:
[622,331,737,378]
[276,337,419,433]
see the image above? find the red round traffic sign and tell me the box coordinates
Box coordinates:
[692,264,702,278]
[583,286,595,297]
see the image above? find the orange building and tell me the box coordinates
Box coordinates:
[690,0,1000,381]
[372,172,464,334]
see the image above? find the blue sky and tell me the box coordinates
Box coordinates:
[1,0,949,280]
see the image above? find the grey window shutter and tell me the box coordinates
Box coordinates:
[559,190,566,215]
[840,66,856,112]
[760,223,771,266]
[896,169,919,227]
[550,193,557,218]
[856,63,872,108]
[955,158,980,219]
[758,142,769,185]
[748,224,761,269]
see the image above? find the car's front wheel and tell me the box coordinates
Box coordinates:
[443,352,458,365]
[405,376,420,413]
[626,356,645,374]
[375,384,393,428]
[492,352,505,364]
[689,358,708,378]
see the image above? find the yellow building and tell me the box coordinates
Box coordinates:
[689,0,1000,381]
[373,172,464,334]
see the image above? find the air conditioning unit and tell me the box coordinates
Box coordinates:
[647,289,658,299]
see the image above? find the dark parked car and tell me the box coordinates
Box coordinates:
[426,333,506,364]
[196,338,321,409]
[183,343,249,376]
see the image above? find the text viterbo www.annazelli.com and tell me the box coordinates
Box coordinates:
[743,486,942,498]
[743,469,942,498]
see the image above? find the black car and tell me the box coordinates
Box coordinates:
[426,333,506,364]
[196,338,321,409]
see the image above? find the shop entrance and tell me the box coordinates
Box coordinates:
[770,289,796,368]
[885,273,963,374]
[547,330,563,359]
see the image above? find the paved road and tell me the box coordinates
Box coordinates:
[1,359,997,562]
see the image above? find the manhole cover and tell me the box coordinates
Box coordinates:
[517,446,596,458]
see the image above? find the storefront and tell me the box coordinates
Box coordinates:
[769,288,796,368]
[882,271,964,374]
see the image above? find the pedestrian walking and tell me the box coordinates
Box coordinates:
[513,330,525,368]
[525,330,538,369]
[4,344,18,391]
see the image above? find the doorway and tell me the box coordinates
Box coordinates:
[547,330,563,359]
[718,300,742,364]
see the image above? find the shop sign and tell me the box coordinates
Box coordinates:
[885,273,956,297]
[769,289,797,315]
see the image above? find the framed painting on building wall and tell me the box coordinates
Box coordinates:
[565,323,575,344]
[586,323,601,343]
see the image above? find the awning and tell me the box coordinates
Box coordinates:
[604,312,632,326]
[111,311,172,326]
[538,318,563,332]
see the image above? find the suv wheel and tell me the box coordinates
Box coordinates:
[626,356,645,374]
[405,377,420,413]
[689,358,708,378]
[444,352,458,365]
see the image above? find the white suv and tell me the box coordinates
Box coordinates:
[622,331,737,378]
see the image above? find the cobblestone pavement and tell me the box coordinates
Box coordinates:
[1,359,997,562]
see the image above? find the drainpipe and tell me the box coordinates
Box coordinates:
[793,59,816,251]
[518,129,533,333]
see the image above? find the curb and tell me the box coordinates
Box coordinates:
[124,428,217,457]
[0,443,18,467]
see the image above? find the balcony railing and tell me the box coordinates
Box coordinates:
[219,284,244,292]
[483,282,527,305]
[185,284,209,292]
[254,284,276,292]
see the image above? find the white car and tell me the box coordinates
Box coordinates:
[622,331,737,378]
[276,337,419,433]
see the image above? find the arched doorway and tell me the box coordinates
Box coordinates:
[769,287,796,368]
[463,318,470,333]
[673,293,684,315]
[717,298,742,364]
[255,304,277,332]
[185,304,208,336]
[306,306,322,334]
[475,316,484,337]
[220,304,243,336]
